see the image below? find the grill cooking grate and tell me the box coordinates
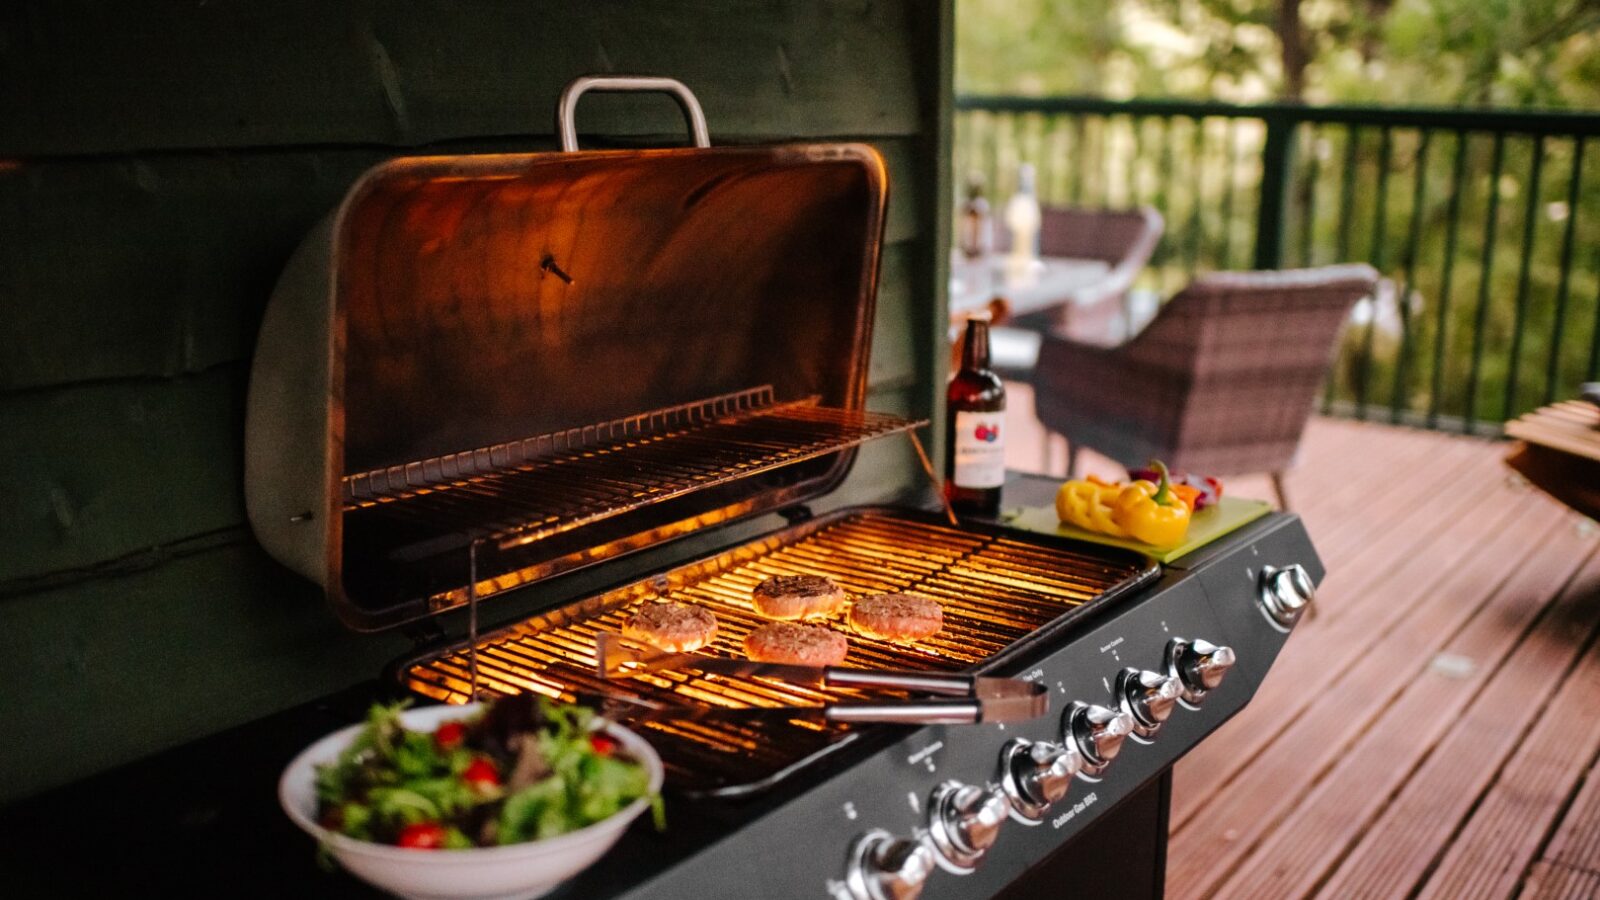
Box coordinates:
[401,509,1157,795]
[343,386,921,555]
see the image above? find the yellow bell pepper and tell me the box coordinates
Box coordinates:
[1112,461,1192,546]
[1055,477,1130,538]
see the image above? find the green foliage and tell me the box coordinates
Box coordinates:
[957,1,1600,428]
[957,0,1144,96]
[958,0,1600,108]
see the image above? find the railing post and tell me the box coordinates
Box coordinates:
[1254,111,1296,270]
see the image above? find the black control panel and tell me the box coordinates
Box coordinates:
[609,513,1321,900]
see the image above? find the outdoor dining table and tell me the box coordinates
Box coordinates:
[949,253,1113,325]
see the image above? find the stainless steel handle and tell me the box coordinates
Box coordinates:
[825,701,982,725]
[557,74,711,152]
[825,668,978,696]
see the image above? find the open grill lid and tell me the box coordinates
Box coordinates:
[244,77,904,631]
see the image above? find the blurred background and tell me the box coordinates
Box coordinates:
[954,0,1600,433]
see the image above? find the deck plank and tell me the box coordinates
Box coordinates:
[1171,435,1516,826]
[1216,538,1600,899]
[1172,506,1589,899]
[1539,747,1600,877]
[1328,550,1600,899]
[1519,862,1600,899]
[1169,446,1553,830]
[1412,586,1600,900]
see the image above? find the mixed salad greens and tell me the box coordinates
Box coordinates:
[314,696,662,850]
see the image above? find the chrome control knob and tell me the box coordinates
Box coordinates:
[999,738,1081,824]
[1167,638,1237,707]
[1260,563,1315,627]
[844,829,935,900]
[926,780,1009,873]
[1065,702,1135,777]
[1117,668,1182,739]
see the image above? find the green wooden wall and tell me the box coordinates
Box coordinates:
[0,1,953,803]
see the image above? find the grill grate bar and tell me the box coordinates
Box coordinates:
[403,509,1156,794]
[343,387,923,558]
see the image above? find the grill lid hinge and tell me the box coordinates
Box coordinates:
[779,504,815,524]
[401,618,447,648]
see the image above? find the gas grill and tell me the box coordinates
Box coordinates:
[396,506,1157,796]
[243,76,1323,899]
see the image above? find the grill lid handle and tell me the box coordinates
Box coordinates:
[557,75,711,152]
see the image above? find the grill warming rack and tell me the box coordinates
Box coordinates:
[399,509,1157,795]
[344,386,928,560]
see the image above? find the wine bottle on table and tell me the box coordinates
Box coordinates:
[957,172,991,260]
[1004,163,1041,281]
[945,317,1006,517]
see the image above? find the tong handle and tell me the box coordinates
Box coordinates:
[825,700,982,725]
[557,75,711,152]
[824,668,978,697]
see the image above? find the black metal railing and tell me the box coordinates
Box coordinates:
[957,96,1600,433]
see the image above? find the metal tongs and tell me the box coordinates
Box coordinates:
[587,632,1049,726]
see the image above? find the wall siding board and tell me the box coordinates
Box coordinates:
[0,138,923,391]
[0,243,922,587]
[0,1,921,157]
[0,153,369,389]
[870,245,919,391]
[0,366,247,584]
[0,541,409,801]
[0,1,950,803]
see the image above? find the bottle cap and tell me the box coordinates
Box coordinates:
[1017,163,1036,193]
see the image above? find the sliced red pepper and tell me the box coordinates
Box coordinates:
[589,733,619,756]
[1130,467,1224,511]
[396,822,447,850]
[433,720,467,750]
[462,757,501,789]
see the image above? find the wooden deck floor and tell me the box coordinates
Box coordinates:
[1000,383,1600,899]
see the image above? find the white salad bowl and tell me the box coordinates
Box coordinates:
[279,702,663,900]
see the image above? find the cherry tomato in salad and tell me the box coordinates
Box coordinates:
[433,720,467,750]
[396,822,447,849]
[589,733,619,756]
[462,757,501,789]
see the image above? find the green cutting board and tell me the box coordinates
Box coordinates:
[1003,495,1274,563]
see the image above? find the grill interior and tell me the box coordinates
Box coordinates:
[340,387,922,621]
[400,508,1157,795]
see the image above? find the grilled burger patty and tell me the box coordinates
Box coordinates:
[751,574,848,620]
[847,592,944,642]
[623,601,719,652]
[743,621,850,666]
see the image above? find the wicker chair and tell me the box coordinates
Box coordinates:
[990,205,1164,378]
[1030,264,1380,509]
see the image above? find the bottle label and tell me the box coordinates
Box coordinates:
[953,411,1006,489]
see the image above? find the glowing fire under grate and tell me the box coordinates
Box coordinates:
[402,509,1156,795]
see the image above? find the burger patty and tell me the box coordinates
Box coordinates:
[623,601,719,653]
[743,621,850,666]
[847,592,944,642]
[751,574,848,620]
